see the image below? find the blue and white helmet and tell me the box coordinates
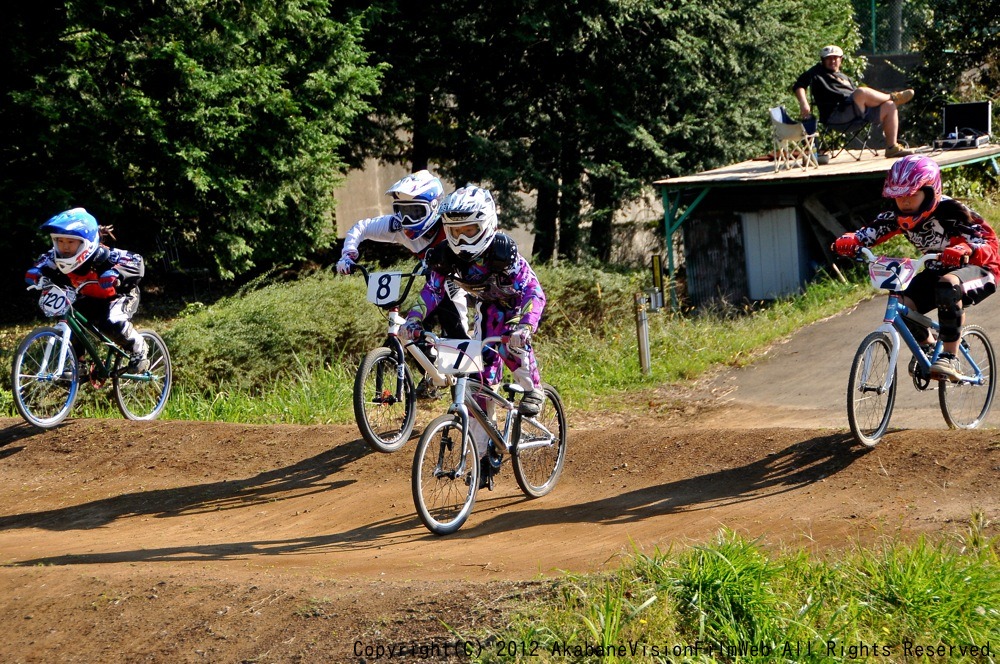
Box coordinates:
[440,185,498,260]
[41,208,100,274]
[386,170,444,239]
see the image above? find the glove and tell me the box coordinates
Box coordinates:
[941,242,972,268]
[25,267,43,287]
[99,269,120,290]
[402,318,424,342]
[833,233,862,257]
[336,250,358,275]
[507,325,532,350]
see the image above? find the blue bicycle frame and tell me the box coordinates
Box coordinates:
[869,281,987,391]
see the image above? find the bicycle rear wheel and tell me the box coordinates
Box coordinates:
[354,346,416,453]
[847,331,897,447]
[412,414,478,535]
[512,383,567,498]
[114,330,172,421]
[939,324,996,429]
[12,327,80,429]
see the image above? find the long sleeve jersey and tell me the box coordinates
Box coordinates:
[408,233,546,331]
[31,245,145,299]
[853,197,1000,279]
[341,214,446,259]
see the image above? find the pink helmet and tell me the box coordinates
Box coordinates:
[882,155,942,229]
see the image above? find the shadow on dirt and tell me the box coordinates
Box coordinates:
[0,440,366,533]
[0,420,48,450]
[473,431,867,534]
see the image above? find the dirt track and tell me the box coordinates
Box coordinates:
[3,298,1000,662]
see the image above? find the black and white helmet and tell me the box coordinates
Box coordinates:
[440,186,498,260]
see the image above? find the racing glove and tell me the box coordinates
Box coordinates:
[507,324,532,350]
[941,241,972,268]
[99,269,120,290]
[402,317,424,342]
[833,233,862,257]
[25,267,43,287]
[336,250,358,275]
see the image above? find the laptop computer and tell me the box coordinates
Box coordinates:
[934,101,992,148]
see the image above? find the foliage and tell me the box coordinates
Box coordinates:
[0,0,381,283]
[907,0,1000,144]
[346,0,860,261]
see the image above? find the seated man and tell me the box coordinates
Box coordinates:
[793,44,914,158]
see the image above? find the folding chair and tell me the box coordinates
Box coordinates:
[769,106,818,172]
[819,119,877,161]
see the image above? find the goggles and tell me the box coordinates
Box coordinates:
[393,202,431,226]
[446,222,481,243]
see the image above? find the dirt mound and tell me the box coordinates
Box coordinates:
[2,411,998,662]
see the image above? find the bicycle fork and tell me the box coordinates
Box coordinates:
[36,321,74,380]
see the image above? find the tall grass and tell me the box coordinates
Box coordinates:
[0,264,870,423]
[486,523,1000,663]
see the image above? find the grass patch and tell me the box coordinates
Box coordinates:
[485,522,1000,663]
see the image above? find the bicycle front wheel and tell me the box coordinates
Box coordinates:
[411,414,478,535]
[113,330,172,421]
[939,324,996,429]
[354,346,416,453]
[512,383,567,498]
[847,331,897,447]
[12,327,80,429]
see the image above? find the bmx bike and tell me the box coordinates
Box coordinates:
[351,263,457,453]
[411,332,567,535]
[847,248,995,446]
[11,279,172,429]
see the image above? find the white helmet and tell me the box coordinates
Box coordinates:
[820,44,844,59]
[440,186,498,260]
[385,170,444,239]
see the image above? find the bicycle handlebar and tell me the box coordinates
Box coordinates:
[421,331,510,347]
[26,278,98,293]
[859,247,940,269]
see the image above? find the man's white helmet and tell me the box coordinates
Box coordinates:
[440,186,498,260]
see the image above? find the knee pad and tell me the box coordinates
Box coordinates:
[935,281,963,342]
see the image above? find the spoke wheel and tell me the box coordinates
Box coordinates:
[412,414,477,535]
[939,324,996,429]
[12,327,79,429]
[113,330,172,421]
[354,346,416,453]
[847,332,897,447]
[512,384,567,498]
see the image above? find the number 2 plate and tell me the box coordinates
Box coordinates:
[366,272,403,306]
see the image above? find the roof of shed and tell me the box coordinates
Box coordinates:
[653,144,1000,191]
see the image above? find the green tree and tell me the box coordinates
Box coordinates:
[909,0,1000,145]
[347,0,859,263]
[1,0,380,283]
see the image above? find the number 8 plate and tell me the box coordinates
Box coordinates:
[366,272,403,306]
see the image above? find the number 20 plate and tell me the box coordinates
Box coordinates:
[366,272,403,306]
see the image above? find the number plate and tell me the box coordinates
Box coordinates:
[366,272,403,306]
[868,256,918,291]
[434,339,484,375]
[39,285,76,317]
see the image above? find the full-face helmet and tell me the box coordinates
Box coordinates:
[386,170,444,239]
[41,208,100,274]
[440,186,498,260]
[883,155,942,229]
